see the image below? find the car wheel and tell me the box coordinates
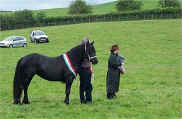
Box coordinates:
[35,40,39,44]
[46,39,49,43]
[9,44,13,48]
[23,44,27,47]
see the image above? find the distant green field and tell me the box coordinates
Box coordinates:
[33,0,182,17]
[0,19,181,119]
[34,0,160,17]
[1,0,182,17]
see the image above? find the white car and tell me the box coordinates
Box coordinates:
[0,36,27,48]
[30,30,49,43]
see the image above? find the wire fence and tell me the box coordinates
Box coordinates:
[0,8,182,31]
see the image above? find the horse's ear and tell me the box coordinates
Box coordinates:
[91,40,94,45]
[86,40,90,45]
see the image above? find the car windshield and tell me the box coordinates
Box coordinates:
[5,37,14,41]
[35,31,45,36]
[16,37,24,40]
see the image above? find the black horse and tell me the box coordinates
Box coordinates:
[13,41,98,105]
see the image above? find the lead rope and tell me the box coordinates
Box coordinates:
[85,42,91,61]
[85,42,94,81]
[90,63,94,81]
[77,75,80,91]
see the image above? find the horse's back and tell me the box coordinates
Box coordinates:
[19,53,66,82]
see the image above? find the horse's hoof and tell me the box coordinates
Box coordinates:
[81,100,86,104]
[86,101,92,104]
[13,101,21,104]
[22,100,30,104]
[23,101,30,104]
[64,100,69,105]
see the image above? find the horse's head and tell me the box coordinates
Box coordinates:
[83,40,98,65]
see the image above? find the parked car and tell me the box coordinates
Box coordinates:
[0,36,27,48]
[30,30,49,43]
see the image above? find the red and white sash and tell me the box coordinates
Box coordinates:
[63,53,77,77]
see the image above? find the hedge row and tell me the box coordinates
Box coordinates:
[0,8,182,31]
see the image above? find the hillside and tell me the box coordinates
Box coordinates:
[34,1,159,17]
[1,0,182,17]
[33,2,117,17]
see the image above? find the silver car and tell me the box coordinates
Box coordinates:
[30,30,49,43]
[0,36,27,48]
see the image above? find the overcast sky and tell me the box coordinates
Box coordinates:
[0,0,116,11]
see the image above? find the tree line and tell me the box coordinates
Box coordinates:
[69,0,181,14]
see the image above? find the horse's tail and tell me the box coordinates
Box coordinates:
[13,57,24,103]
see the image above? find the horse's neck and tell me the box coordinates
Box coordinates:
[67,45,83,69]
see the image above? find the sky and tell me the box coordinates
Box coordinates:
[0,0,116,11]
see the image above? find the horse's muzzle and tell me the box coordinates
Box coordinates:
[90,57,98,65]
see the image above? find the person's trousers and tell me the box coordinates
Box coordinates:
[79,68,92,102]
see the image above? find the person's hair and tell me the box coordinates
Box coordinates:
[110,45,119,53]
[82,37,89,44]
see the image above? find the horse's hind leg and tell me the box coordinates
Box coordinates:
[64,77,74,105]
[13,86,23,104]
[22,76,33,104]
[13,78,23,104]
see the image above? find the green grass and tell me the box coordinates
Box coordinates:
[0,19,181,119]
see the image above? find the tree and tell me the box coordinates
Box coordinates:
[35,12,46,23]
[159,0,181,8]
[14,10,35,26]
[116,0,142,12]
[68,0,92,15]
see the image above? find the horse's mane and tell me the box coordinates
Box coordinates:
[66,44,85,69]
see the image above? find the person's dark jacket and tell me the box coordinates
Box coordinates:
[106,53,122,93]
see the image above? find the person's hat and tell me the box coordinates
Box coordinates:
[110,45,119,52]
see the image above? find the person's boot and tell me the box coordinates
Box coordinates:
[81,99,86,104]
[80,89,86,104]
[86,90,92,103]
[80,95,86,104]
[113,93,117,98]
[107,93,113,99]
[86,96,92,104]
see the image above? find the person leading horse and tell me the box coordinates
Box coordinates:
[13,39,98,105]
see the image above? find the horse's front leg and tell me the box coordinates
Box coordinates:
[64,78,74,105]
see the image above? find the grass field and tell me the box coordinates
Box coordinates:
[0,19,181,119]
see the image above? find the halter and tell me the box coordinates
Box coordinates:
[84,42,95,80]
[84,42,97,62]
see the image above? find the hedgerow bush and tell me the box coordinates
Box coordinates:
[116,0,143,11]
[159,0,181,8]
[0,8,181,31]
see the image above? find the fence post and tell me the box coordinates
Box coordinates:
[89,16,90,23]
